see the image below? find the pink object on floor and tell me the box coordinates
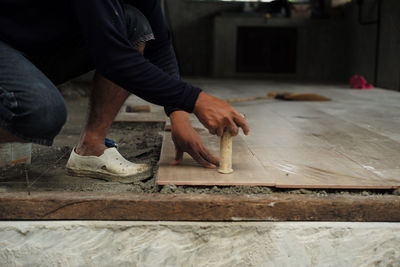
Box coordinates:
[350,75,374,90]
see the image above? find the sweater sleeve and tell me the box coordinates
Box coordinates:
[127,0,188,116]
[70,0,201,113]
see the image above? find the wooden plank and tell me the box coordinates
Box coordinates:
[157,130,274,186]
[1,192,399,222]
[114,111,166,123]
[176,80,400,189]
[234,101,328,149]
[254,147,394,189]
[262,103,400,188]
[311,95,400,142]
[227,101,400,189]
[115,94,167,122]
[159,100,400,189]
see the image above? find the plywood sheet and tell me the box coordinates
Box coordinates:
[157,130,274,186]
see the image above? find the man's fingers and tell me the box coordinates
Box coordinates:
[189,150,216,169]
[199,148,220,167]
[170,147,184,166]
[234,114,250,135]
[207,126,217,135]
[230,125,239,136]
[217,117,238,137]
[217,126,224,137]
[226,118,239,136]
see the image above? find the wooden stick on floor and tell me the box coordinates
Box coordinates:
[218,130,233,174]
[125,104,151,113]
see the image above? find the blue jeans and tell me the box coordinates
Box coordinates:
[0,5,154,146]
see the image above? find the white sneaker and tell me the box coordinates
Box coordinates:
[66,147,152,183]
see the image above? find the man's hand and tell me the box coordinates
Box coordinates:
[170,111,219,168]
[193,92,250,137]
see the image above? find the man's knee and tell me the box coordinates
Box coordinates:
[29,99,66,136]
[13,87,67,141]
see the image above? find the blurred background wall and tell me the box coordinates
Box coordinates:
[164,0,400,90]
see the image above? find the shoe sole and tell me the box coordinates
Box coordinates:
[66,167,153,184]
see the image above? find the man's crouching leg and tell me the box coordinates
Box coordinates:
[0,74,67,146]
[74,71,130,157]
[66,44,152,183]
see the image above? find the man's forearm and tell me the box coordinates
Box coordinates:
[170,110,190,125]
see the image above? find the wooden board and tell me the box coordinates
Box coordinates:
[157,80,400,189]
[115,94,166,122]
[158,102,400,189]
[254,147,392,189]
[231,102,400,189]
[1,192,400,222]
[115,111,166,123]
[260,103,400,188]
[157,130,274,186]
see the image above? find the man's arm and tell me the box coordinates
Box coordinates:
[70,0,201,113]
[128,1,250,139]
[126,0,182,116]
[71,0,249,168]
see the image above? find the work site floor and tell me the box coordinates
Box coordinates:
[0,79,399,197]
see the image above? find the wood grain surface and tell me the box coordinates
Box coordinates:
[1,192,399,221]
[114,111,166,123]
[115,95,166,122]
[241,103,400,189]
[157,131,273,186]
[157,80,400,189]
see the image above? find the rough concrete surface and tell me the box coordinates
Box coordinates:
[0,83,164,193]
[0,122,163,193]
[0,221,399,267]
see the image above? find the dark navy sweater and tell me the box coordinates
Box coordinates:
[0,0,201,115]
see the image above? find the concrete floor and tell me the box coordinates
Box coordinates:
[0,221,399,266]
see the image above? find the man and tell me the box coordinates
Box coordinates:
[0,0,249,181]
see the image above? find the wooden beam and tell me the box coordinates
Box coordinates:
[1,192,399,222]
